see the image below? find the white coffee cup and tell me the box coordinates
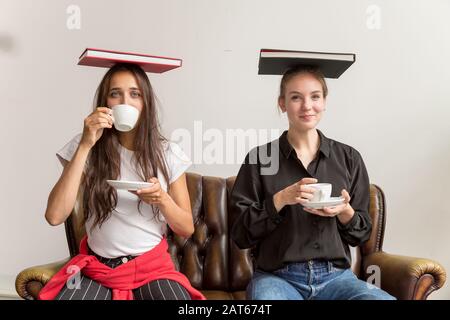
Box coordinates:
[111,104,139,132]
[307,183,332,203]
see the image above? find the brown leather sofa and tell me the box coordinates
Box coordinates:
[16,172,446,300]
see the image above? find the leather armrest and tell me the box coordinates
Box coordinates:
[15,258,70,300]
[362,251,446,300]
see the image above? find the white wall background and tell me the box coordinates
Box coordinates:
[1,0,449,299]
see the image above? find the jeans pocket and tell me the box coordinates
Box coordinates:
[274,264,290,275]
[332,265,347,273]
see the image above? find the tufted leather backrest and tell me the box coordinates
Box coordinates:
[168,173,229,290]
[64,173,386,292]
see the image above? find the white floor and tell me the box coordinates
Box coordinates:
[0,275,21,300]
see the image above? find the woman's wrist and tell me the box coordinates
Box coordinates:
[157,190,172,210]
[337,205,355,225]
[273,190,285,213]
[73,143,92,163]
[78,141,92,153]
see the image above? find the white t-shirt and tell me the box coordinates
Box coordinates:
[56,133,192,258]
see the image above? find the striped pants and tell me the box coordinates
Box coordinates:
[55,252,191,300]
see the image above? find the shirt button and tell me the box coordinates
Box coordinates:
[314,243,320,249]
[121,257,128,264]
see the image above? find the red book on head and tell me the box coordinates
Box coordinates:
[78,48,182,73]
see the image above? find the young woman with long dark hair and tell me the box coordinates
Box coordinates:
[40,63,204,300]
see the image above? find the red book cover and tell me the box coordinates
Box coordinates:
[78,48,182,73]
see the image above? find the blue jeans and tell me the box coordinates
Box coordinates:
[247,260,396,300]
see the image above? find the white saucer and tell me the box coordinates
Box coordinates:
[303,197,345,209]
[106,180,154,191]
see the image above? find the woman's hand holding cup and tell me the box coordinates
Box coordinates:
[273,177,318,212]
[80,107,114,149]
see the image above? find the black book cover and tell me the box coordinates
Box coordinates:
[258,49,356,78]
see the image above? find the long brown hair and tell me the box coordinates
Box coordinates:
[82,63,170,229]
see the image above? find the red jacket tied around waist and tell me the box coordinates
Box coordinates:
[38,236,205,300]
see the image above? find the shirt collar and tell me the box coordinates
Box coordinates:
[279,129,331,159]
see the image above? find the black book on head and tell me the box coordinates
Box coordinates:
[258,49,356,78]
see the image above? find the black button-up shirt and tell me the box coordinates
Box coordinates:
[230,130,372,271]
